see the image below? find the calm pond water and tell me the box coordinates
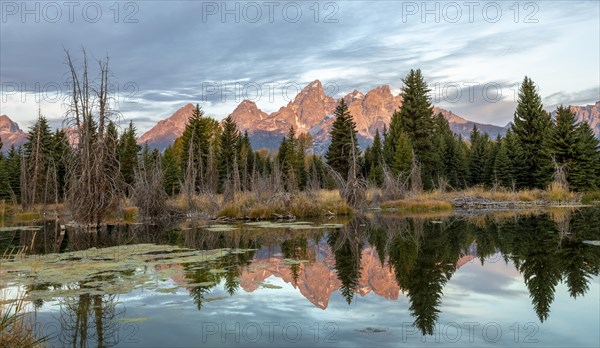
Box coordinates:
[1,208,599,347]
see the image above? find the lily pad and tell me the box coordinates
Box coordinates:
[205,225,238,232]
[261,283,283,289]
[118,317,149,323]
[283,259,309,265]
[204,296,227,302]
[156,287,179,294]
[0,244,253,301]
[0,226,42,232]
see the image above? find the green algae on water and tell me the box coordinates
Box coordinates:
[118,317,149,323]
[0,243,254,301]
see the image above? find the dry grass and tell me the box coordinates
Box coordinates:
[218,190,352,219]
[0,202,65,223]
[452,187,543,202]
[380,193,453,212]
[378,184,584,212]
[1,291,47,348]
[122,207,138,222]
[546,181,578,203]
[12,212,43,222]
[377,209,454,220]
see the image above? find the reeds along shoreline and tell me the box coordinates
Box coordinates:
[1,186,599,224]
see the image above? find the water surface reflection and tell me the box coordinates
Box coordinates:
[1,208,599,346]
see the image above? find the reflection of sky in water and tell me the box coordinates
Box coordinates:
[33,249,600,347]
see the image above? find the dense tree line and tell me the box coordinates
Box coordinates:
[361,71,600,192]
[2,70,599,211]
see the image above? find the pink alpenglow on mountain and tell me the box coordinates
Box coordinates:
[0,115,28,150]
[138,81,600,153]
[137,103,196,149]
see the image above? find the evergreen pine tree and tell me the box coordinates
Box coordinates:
[325,99,360,180]
[392,131,414,177]
[23,114,53,205]
[570,122,600,191]
[237,131,254,191]
[384,110,402,167]
[5,146,22,201]
[494,138,513,188]
[505,128,527,189]
[162,145,181,196]
[395,69,436,188]
[0,144,9,199]
[218,115,240,191]
[307,154,329,190]
[546,105,578,168]
[278,126,306,191]
[51,129,70,200]
[118,121,141,193]
[467,125,488,186]
[483,135,501,186]
[431,113,450,183]
[511,76,553,188]
[366,129,384,186]
[455,135,470,188]
[442,135,463,189]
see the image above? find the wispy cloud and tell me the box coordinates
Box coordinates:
[1,0,598,130]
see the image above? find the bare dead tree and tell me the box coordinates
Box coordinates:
[63,50,121,224]
[326,135,367,208]
[19,154,31,209]
[133,157,168,220]
[271,158,284,193]
[551,159,569,191]
[182,132,197,208]
[381,164,408,201]
[206,146,218,194]
[197,145,205,193]
[308,157,322,192]
[223,156,242,203]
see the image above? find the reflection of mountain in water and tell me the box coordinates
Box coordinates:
[7,208,600,338]
[240,242,402,309]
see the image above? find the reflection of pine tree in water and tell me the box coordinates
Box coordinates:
[388,219,469,335]
[468,209,600,322]
[57,293,122,347]
[328,229,363,305]
[564,209,600,298]
[513,216,562,322]
[559,239,592,298]
[281,237,310,285]
[184,248,257,309]
[186,266,216,310]
[367,223,388,267]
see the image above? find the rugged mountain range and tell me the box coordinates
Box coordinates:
[0,115,27,151]
[137,103,196,150]
[565,101,600,136]
[2,89,599,153]
[229,80,511,153]
[138,80,509,153]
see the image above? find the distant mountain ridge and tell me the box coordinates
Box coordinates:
[3,89,598,153]
[137,103,196,150]
[556,101,600,137]
[138,80,510,153]
[0,115,27,151]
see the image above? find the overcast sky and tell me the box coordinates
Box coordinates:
[1,0,599,132]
